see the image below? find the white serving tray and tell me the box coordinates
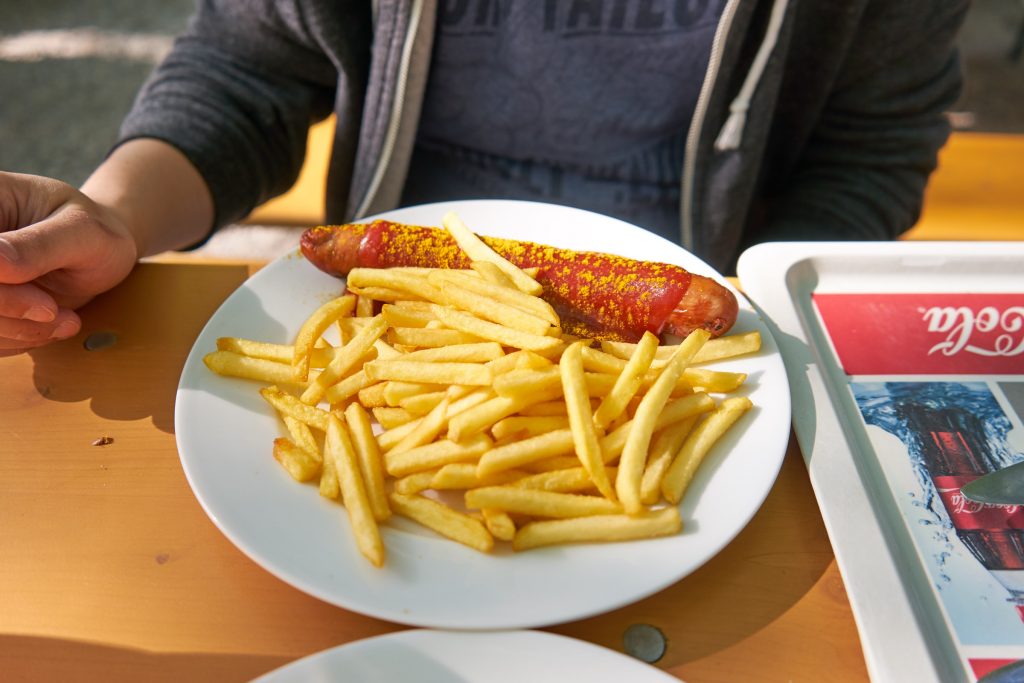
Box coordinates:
[737,241,1024,683]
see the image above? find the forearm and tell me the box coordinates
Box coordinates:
[81,138,214,257]
[109,1,342,235]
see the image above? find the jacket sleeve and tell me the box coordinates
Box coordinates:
[115,0,363,232]
[756,0,969,243]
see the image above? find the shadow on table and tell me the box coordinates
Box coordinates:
[0,633,291,683]
[27,262,263,434]
[549,437,851,675]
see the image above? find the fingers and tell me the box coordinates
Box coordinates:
[0,171,73,230]
[0,208,93,285]
[0,191,138,306]
[0,173,131,356]
[0,304,80,351]
[0,282,80,353]
[0,282,59,322]
[0,172,128,285]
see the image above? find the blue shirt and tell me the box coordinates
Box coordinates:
[402,0,726,243]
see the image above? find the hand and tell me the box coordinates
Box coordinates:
[0,171,139,356]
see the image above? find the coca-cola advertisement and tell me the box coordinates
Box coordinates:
[851,381,1024,681]
[809,287,1024,679]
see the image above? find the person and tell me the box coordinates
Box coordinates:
[0,0,969,356]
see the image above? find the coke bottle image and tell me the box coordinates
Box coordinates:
[896,401,1024,619]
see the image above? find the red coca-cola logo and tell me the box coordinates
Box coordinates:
[923,305,1024,358]
[813,294,1024,376]
[933,475,1024,530]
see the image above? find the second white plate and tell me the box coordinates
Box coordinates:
[253,630,680,683]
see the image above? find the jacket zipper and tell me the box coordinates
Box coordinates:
[681,0,742,252]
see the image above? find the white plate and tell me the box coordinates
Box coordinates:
[252,629,680,682]
[175,199,791,629]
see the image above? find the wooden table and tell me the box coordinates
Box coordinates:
[0,260,869,682]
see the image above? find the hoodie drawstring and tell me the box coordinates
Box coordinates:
[714,0,790,152]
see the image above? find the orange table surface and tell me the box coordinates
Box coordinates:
[1,260,868,682]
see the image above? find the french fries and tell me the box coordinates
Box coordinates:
[513,507,682,551]
[344,403,391,522]
[384,433,493,477]
[465,486,622,518]
[365,359,493,386]
[560,341,616,500]
[476,428,576,477]
[592,331,659,429]
[616,329,710,514]
[203,212,757,567]
[442,211,543,296]
[661,396,753,504]
[432,305,563,354]
[600,330,762,366]
[301,314,388,404]
[426,271,554,336]
[204,350,304,385]
[389,492,494,552]
[326,415,385,567]
[433,269,558,324]
[292,295,355,381]
[272,438,321,482]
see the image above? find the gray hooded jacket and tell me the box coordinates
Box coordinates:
[119,0,968,273]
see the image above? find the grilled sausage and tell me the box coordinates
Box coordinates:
[300,221,738,342]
